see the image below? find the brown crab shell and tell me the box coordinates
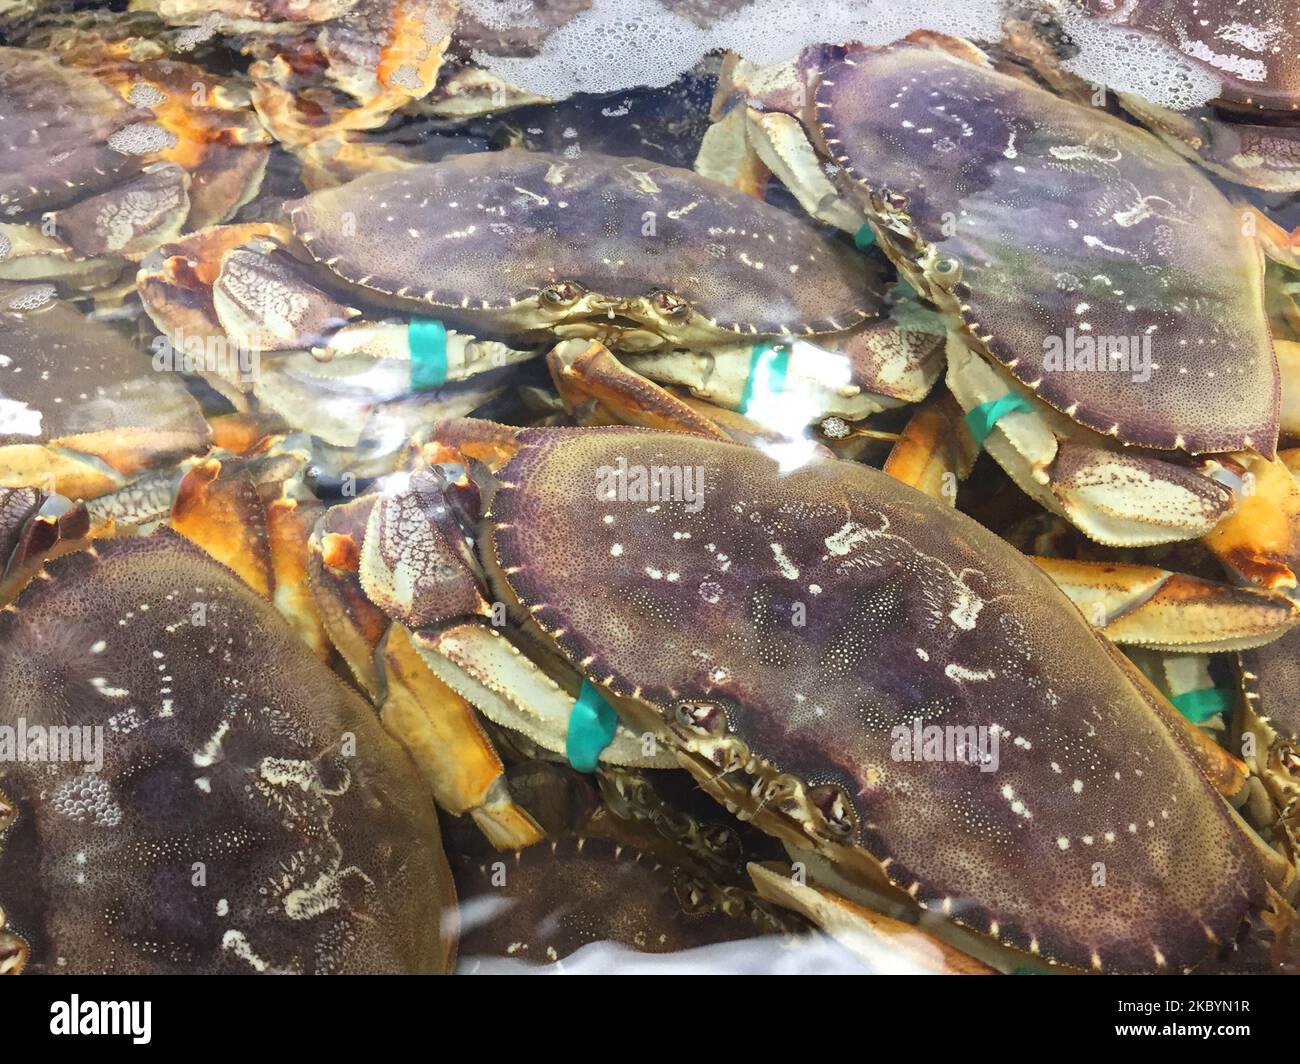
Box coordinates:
[0,531,455,974]
[0,290,209,493]
[1074,0,1300,115]
[443,760,808,970]
[816,41,1278,456]
[447,826,776,969]
[287,149,876,339]
[0,47,158,218]
[1241,627,1300,741]
[484,427,1265,973]
[43,36,272,229]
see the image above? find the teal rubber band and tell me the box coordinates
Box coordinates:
[409,317,448,391]
[738,340,790,415]
[964,393,1034,449]
[1170,687,1235,724]
[566,678,619,773]
[853,223,876,251]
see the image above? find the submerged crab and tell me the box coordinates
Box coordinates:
[36,30,272,230]
[136,221,540,476]
[0,283,209,500]
[139,150,940,449]
[0,531,455,974]
[1031,0,1300,193]
[315,418,1294,973]
[726,36,1294,578]
[0,44,267,284]
[130,0,459,183]
[445,761,816,970]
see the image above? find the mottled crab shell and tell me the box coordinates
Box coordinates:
[443,760,804,969]
[485,428,1264,973]
[287,149,875,338]
[1240,626,1300,741]
[0,532,455,974]
[1075,0,1299,113]
[0,290,209,487]
[442,813,771,969]
[0,47,153,216]
[816,42,1278,455]
[47,39,272,230]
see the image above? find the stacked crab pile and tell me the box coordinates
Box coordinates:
[1,0,1300,975]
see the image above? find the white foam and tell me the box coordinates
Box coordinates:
[107,122,178,157]
[1053,4,1224,111]
[472,0,1004,100]
[470,0,1228,113]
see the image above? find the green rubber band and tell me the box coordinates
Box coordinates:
[409,317,448,391]
[566,678,619,773]
[738,340,790,415]
[964,393,1034,449]
[853,223,876,251]
[1170,687,1235,724]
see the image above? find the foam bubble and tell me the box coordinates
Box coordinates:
[472,0,1005,100]
[1055,6,1224,112]
[471,0,1227,113]
[107,122,178,157]
[462,0,542,33]
[53,775,123,829]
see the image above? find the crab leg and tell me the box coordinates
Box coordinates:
[882,393,976,505]
[0,490,91,608]
[1202,451,1300,592]
[547,339,732,439]
[306,493,544,848]
[694,96,771,199]
[884,391,1300,652]
[1279,342,1300,435]
[747,862,996,974]
[379,625,546,849]
[1031,557,1300,654]
[1245,208,1300,272]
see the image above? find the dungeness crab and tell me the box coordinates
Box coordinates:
[0,44,267,285]
[314,417,1294,973]
[715,37,1293,564]
[0,283,210,501]
[1028,0,1300,193]
[0,530,455,974]
[138,150,944,451]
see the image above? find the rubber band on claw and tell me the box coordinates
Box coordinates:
[739,340,790,415]
[964,393,1034,450]
[1170,687,1235,724]
[409,318,448,391]
[853,223,876,251]
[566,678,620,772]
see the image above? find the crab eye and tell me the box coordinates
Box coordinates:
[652,290,690,317]
[541,281,584,306]
[673,876,714,915]
[808,784,856,837]
[700,824,741,859]
[931,257,962,286]
[674,699,727,736]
